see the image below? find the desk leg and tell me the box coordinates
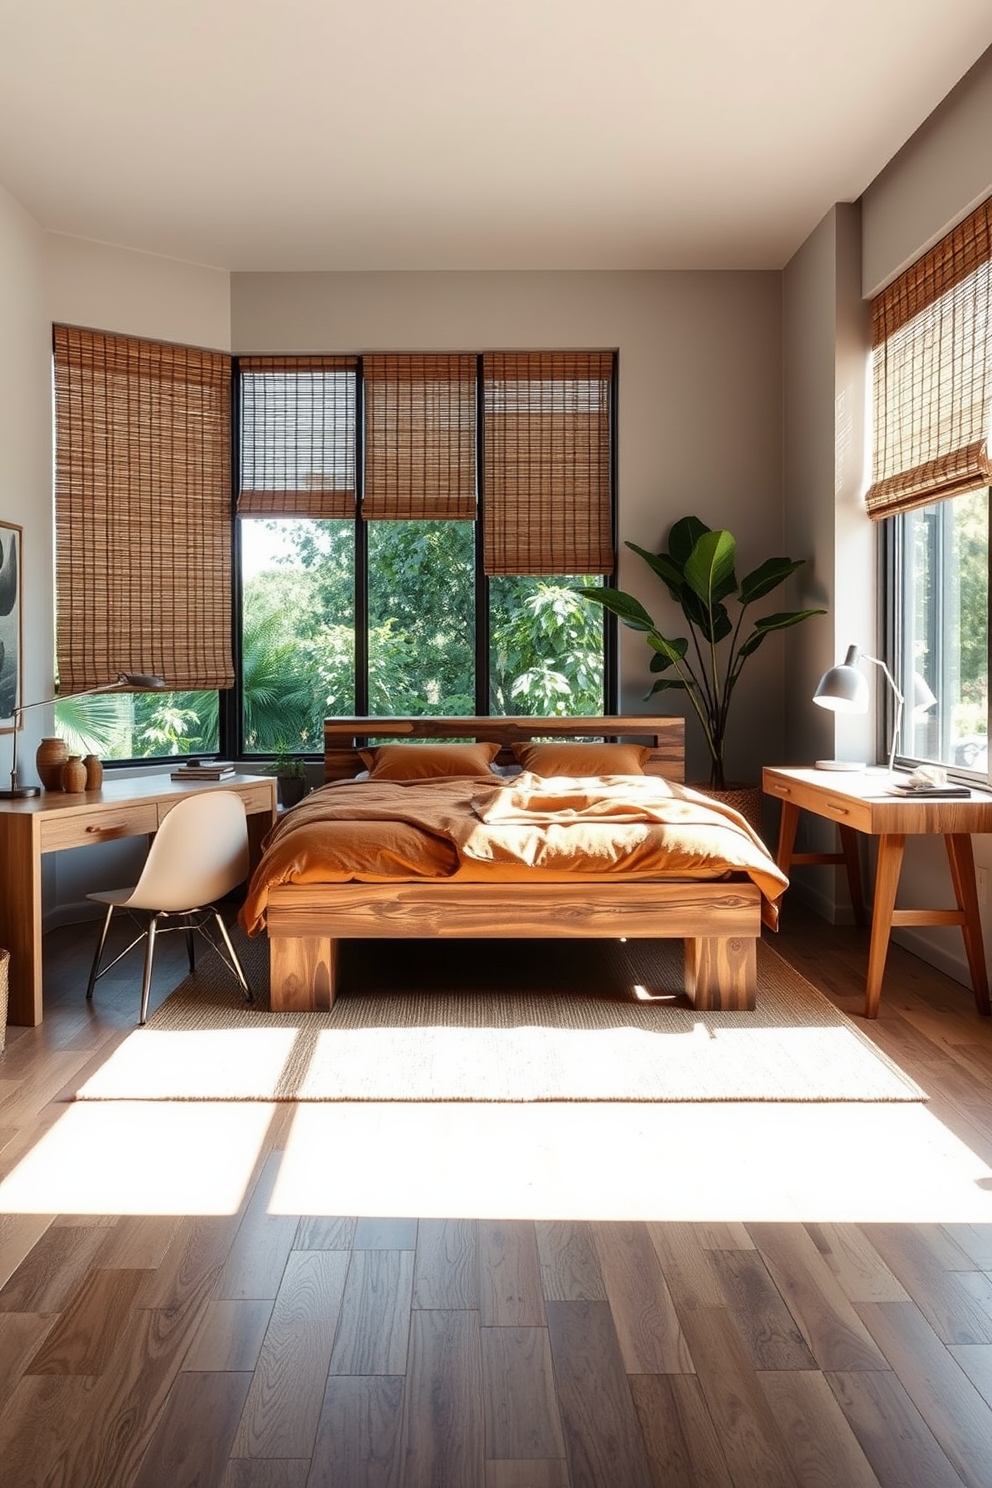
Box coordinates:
[945,833,991,1016]
[865,832,904,1019]
[838,825,867,926]
[775,800,800,875]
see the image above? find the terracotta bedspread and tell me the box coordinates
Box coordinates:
[241,772,787,935]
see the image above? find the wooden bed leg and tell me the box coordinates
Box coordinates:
[684,937,756,1011]
[269,935,339,1012]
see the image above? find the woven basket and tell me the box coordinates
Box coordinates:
[0,948,7,1056]
[689,782,765,840]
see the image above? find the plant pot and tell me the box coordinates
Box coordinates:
[60,755,87,793]
[278,775,307,809]
[36,737,68,791]
[689,781,764,839]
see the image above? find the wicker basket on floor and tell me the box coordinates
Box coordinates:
[0,948,7,1056]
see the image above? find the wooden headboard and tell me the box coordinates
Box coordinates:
[323,715,685,782]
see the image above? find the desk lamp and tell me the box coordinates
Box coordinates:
[812,644,936,773]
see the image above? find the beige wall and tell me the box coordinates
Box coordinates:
[233,268,786,785]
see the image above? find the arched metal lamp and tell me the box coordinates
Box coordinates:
[812,644,936,773]
[1,671,166,799]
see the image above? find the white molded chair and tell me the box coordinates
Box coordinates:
[85,790,253,1025]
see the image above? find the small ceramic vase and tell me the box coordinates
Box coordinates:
[60,755,87,793]
[83,753,103,790]
[36,736,68,791]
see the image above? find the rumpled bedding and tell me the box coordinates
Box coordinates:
[240,772,788,935]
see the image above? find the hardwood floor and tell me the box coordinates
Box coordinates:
[1,903,992,1486]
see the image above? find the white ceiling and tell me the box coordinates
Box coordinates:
[0,0,990,273]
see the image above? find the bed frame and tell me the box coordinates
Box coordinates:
[264,715,762,1013]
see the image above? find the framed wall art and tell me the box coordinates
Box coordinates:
[0,520,23,732]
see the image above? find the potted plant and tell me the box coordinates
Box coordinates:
[579,515,825,803]
[267,745,309,809]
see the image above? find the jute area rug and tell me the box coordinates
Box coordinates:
[72,933,926,1104]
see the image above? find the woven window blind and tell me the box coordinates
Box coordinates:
[482,351,614,575]
[362,354,477,520]
[866,197,992,519]
[238,356,358,517]
[54,326,234,693]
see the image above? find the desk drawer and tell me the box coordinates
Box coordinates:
[764,775,872,832]
[155,782,275,827]
[40,803,159,852]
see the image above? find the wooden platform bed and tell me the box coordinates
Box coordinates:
[262,715,767,1014]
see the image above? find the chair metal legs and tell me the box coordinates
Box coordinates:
[86,904,254,1025]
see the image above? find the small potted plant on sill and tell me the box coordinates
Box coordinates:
[267,746,309,809]
[579,516,825,828]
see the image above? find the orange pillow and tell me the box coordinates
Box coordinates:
[359,742,501,780]
[512,741,650,776]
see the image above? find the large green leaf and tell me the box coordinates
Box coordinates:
[646,676,688,697]
[625,541,684,598]
[738,556,805,605]
[668,516,711,567]
[682,588,732,644]
[576,586,656,633]
[737,607,826,659]
[647,633,688,664]
[683,530,737,610]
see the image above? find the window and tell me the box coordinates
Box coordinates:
[237,352,614,756]
[871,199,992,777]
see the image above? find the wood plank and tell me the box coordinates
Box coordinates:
[232,1249,350,1461]
[708,1247,817,1371]
[132,1369,251,1488]
[0,1374,95,1484]
[182,1299,275,1373]
[803,1222,911,1304]
[535,1220,607,1303]
[294,1215,357,1251]
[949,1345,992,1408]
[329,1248,414,1376]
[629,1373,735,1488]
[414,1217,480,1309]
[400,1308,485,1488]
[308,1374,405,1488]
[354,1216,419,1250]
[0,1221,106,1312]
[647,1222,727,1311]
[480,1326,566,1460]
[746,1223,890,1371]
[826,1370,967,1488]
[479,1221,545,1327]
[673,1304,801,1488]
[92,1214,182,1272]
[855,1299,992,1488]
[216,1152,301,1301]
[861,1223,992,1344]
[220,1461,311,1488]
[485,1460,569,1488]
[25,1266,147,1375]
[0,1312,57,1411]
[544,1300,654,1488]
[592,1220,693,1373]
[759,1370,882,1488]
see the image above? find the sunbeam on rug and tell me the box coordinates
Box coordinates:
[70,935,926,1103]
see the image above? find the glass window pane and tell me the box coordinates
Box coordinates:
[54,690,219,761]
[241,517,355,752]
[896,492,988,772]
[489,575,606,716]
[367,521,475,715]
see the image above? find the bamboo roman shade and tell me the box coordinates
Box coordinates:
[866,196,992,519]
[362,354,477,520]
[54,326,234,693]
[482,351,614,575]
[238,356,358,517]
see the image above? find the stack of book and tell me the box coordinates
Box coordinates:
[170,759,236,781]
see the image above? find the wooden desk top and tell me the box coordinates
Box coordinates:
[763,765,992,835]
[0,771,276,819]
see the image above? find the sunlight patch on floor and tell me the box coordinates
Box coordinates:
[0,1101,276,1215]
[270,1099,992,1223]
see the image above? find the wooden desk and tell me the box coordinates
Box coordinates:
[763,765,992,1018]
[0,773,277,1026]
